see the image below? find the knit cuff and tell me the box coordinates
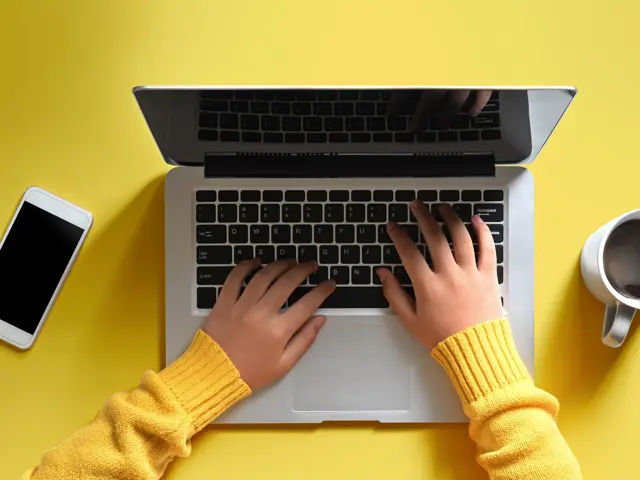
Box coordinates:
[159,330,251,433]
[431,318,531,408]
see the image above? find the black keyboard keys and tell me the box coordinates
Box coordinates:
[218,204,237,223]
[335,225,355,243]
[239,204,259,223]
[351,266,371,285]
[197,266,233,285]
[362,245,382,264]
[325,204,344,222]
[320,245,339,264]
[293,225,312,243]
[357,225,376,243]
[197,246,232,265]
[229,225,248,243]
[197,225,226,244]
[282,204,302,223]
[314,225,334,243]
[272,225,291,243]
[196,204,216,223]
[367,204,386,222]
[256,245,275,263]
[197,287,216,309]
[234,245,253,263]
[261,204,280,223]
[250,225,269,243]
[474,204,504,222]
[340,245,360,264]
[330,266,350,284]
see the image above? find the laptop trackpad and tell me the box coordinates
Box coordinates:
[292,320,410,412]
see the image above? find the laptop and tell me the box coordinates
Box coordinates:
[134,87,576,423]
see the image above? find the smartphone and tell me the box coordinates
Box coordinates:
[0,187,92,349]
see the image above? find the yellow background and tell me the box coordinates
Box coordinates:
[0,0,639,478]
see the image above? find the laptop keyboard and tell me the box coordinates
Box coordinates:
[195,188,505,310]
[197,90,501,144]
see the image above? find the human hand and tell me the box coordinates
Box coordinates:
[387,89,493,131]
[378,201,503,350]
[203,259,336,390]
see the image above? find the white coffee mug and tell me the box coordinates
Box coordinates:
[580,209,640,347]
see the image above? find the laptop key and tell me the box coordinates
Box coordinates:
[366,117,386,131]
[388,117,407,131]
[402,224,419,242]
[341,246,360,264]
[196,190,216,202]
[199,112,218,128]
[303,204,323,222]
[324,117,344,131]
[389,204,408,222]
[264,133,283,143]
[197,287,217,309]
[356,103,375,116]
[474,204,504,222]
[351,133,371,142]
[293,103,312,115]
[261,204,280,223]
[256,245,275,263]
[261,116,280,131]
[482,130,501,140]
[277,246,297,260]
[307,190,328,202]
[460,130,480,141]
[282,204,302,223]
[298,245,318,262]
[357,225,376,243]
[240,190,261,202]
[484,190,504,201]
[309,266,329,285]
[314,103,333,115]
[272,225,291,243]
[314,225,334,243]
[383,245,401,264]
[453,204,472,222]
[351,266,372,285]
[329,133,349,143]
[378,224,392,244]
[497,265,504,284]
[218,204,237,223]
[271,102,291,115]
[325,204,345,222]
[285,190,305,201]
[438,131,458,142]
[197,225,226,244]
[395,190,415,202]
[334,103,354,116]
[335,225,355,243]
[496,245,504,264]
[229,225,248,243]
[367,204,387,222]
[362,245,382,264]
[394,266,411,285]
[242,132,262,142]
[197,246,232,265]
[320,245,339,264]
[346,204,365,222]
[220,113,239,129]
[285,133,305,143]
[249,225,269,243]
[462,190,482,201]
[440,190,460,202]
[196,204,216,223]
[234,245,254,263]
[282,116,302,131]
[239,204,259,223]
[219,190,239,202]
[330,266,350,284]
[262,190,283,202]
[395,132,415,142]
[373,133,393,142]
[345,117,365,131]
[230,101,249,113]
[201,100,228,112]
[307,133,327,143]
[489,224,504,243]
[373,266,390,285]
[293,225,312,243]
[417,190,437,202]
[351,190,372,202]
[220,131,239,141]
[329,190,349,202]
[373,190,393,201]
[472,113,500,129]
[304,117,323,131]
[197,266,233,285]
[417,132,437,142]
[250,101,270,113]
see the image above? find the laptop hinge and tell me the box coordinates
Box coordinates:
[204,153,495,178]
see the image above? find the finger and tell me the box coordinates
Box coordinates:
[237,259,296,307]
[387,222,432,282]
[473,215,497,272]
[282,280,336,336]
[410,200,456,271]
[280,315,327,372]
[469,90,492,117]
[410,90,447,131]
[440,204,475,267]
[217,258,261,307]
[260,261,318,312]
[439,90,470,123]
[378,268,416,323]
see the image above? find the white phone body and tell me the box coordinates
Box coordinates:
[0,187,92,349]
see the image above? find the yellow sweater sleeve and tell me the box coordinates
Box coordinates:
[432,319,582,479]
[24,330,251,480]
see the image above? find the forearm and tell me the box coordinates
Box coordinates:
[25,331,250,480]
[432,319,581,480]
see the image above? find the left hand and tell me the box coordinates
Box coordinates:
[204,259,336,390]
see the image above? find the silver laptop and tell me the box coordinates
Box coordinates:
[134,87,576,423]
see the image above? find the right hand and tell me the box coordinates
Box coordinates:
[379,201,503,350]
[204,259,336,390]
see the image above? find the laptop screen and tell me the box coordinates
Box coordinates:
[134,87,575,167]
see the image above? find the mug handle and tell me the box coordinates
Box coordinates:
[602,303,638,347]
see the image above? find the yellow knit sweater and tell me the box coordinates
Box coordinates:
[24,319,581,479]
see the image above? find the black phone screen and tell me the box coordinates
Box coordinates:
[0,202,84,334]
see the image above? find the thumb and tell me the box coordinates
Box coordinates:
[281,315,327,373]
[379,268,416,324]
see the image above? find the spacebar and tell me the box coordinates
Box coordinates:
[290,286,389,308]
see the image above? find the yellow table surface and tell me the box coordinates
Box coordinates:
[1,1,639,478]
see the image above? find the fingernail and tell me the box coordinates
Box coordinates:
[387,222,398,231]
[472,215,482,224]
[377,269,386,282]
[410,199,421,209]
